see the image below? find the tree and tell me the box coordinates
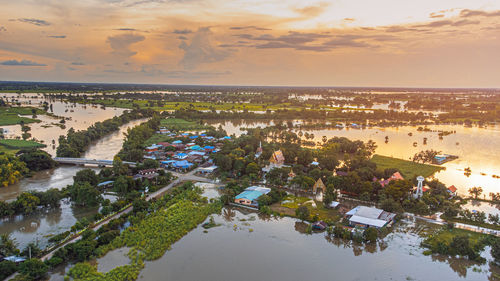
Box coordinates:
[364,227,378,243]
[112,156,128,176]
[73,169,99,186]
[295,206,310,221]
[113,175,129,197]
[0,234,18,256]
[468,187,483,199]
[245,162,260,176]
[68,182,101,206]
[0,260,17,280]
[16,192,40,214]
[491,238,500,264]
[18,150,56,171]
[18,258,48,280]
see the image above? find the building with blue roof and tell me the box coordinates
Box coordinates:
[172,160,193,169]
[234,190,267,207]
[190,145,202,151]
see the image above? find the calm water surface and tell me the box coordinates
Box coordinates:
[133,208,497,281]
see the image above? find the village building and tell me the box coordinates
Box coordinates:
[345,206,395,229]
[374,171,404,187]
[134,169,159,180]
[312,178,326,193]
[234,186,271,207]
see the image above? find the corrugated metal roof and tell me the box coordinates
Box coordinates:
[235,190,264,201]
[349,215,387,228]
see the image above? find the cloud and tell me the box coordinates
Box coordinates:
[0,59,46,66]
[413,19,480,28]
[106,33,145,56]
[294,2,329,18]
[429,12,444,18]
[343,18,355,22]
[17,18,51,26]
[229,26,271,31]
[71,62,85,65]
[460,9,500,18]
[48,35,66,38]
[114,28,138,31]
[172,29,192,34]
[179,27,231,69]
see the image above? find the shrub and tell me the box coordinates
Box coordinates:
[18,258,48,280]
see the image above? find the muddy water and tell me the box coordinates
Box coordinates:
[215,120,500,198]
[132,208,495,281]
[1,93,125,155]
[0,119,146,250]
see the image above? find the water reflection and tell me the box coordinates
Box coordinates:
[129,208,497,281]
[214,120,500,198]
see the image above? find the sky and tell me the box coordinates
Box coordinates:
[0,0,500,87]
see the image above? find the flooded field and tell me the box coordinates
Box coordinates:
[0,118,146,250]
[123,208,497,281]
[0,93,125,155]
[215,120,500,198]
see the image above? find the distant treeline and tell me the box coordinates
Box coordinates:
[56,108,155,157]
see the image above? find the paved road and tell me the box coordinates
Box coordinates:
[41,168,212,261]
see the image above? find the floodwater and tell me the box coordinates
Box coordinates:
[215,120,500,198]
[128,208,497,281]
[0,93,125,155]
[0,118,146,250]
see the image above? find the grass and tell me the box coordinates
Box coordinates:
[0,107,43,125]
[144,134,173,146]
[423,227,488,251]
[0,139,46,149]
[160,118,208,131]
[271,195,341,223]
[371,154,444,178]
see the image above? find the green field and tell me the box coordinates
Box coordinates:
[0,107,42,126]
[371,154,444,178]
[160,118,208,131]
[0,139,46,149]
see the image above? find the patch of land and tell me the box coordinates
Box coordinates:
[0,139,46,150]
[371,154,444,178]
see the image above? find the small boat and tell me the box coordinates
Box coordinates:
[312,221,328,231]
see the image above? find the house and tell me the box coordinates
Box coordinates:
[134,169,159,180]
[345,206,395,229]
[234,190,264,207]
[447,185,457,197]
[172,140,183,144]
[172,160,193,170]
[269,150,285,166]
[203,145,215,152]
[234,186,271,207]
[198,165,218,174]
[175,152,188,159]
[97,180,114,188]
[334,170,349,177]
[189,145,203,151]
[376,171,404,187]
[145,144,162,153]
[312,178,326,193]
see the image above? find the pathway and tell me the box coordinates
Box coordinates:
[41,167,211,261]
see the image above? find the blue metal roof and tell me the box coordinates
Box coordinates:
[235,190,264,201]
[97,180,114,186]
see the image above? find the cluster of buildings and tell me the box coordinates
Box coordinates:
[143,131,229,172]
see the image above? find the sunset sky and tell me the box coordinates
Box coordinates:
[1,0,500,87]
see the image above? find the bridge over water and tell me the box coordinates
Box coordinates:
[53,157,136,167]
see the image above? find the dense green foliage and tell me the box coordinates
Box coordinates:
[18,149,57,171]
[0,153,29,187]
